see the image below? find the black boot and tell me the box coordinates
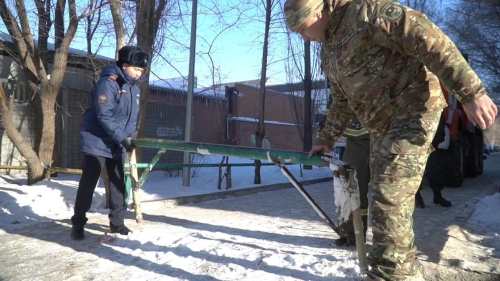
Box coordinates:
[110,223,132,235]
[334,237,356,246]
[71,225,85,240]
[433,196,452,207]
[415,191,425,209]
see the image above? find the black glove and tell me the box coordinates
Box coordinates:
[121,137,134,151]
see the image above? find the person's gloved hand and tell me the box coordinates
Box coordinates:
[121,137,134,151]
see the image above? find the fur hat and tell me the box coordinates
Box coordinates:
[118,46,150,68]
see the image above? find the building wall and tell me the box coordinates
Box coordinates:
[233,84,299,123]
[56,87,88,169]
[0,52,205,172]
[59,65,97,91]
[0,83,229,174]
[57,87,192,168]
[57,87,224,168]
[231,83,317,152]
[0,79,316,174]
[0,54,26,82]
[148,89,228,145]
[232,121,304,151]
[1,52,105,92]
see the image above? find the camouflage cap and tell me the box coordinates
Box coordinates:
[284,0,327,31]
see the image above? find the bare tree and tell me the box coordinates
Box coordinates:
[302,41,312,166]
[442,0,500,99]
[402,0,499,99]
[108,0,177,163]
[400,0,433,12]
[0,83,44,181]
[83,0,118,207]
[134,0,170,148]
[0,0,88,184]
[109,0,126,55]
[253,0,273,184]
[284,27,324,154]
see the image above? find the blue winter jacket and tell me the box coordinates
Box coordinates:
[80,62,141,159]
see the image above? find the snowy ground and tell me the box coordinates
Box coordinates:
[0,154,499,280]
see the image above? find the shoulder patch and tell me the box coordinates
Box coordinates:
[97,94,108,104]
[379,2,404,22]
[108,75,117,81]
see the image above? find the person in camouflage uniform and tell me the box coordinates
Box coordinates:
[284,0,497,280]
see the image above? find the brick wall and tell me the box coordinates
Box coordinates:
[0,81,315,173]
[148,88,228,144]
[230,83,317,152]
[233,84,299,123]
[231,120,304,151]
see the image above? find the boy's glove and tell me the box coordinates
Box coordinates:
[121,137,134,151]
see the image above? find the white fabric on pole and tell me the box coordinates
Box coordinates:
[330,163,361,223]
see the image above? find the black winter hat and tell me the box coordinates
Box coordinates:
[118,46,150,68]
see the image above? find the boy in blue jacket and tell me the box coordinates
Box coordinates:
[71,46,150,240]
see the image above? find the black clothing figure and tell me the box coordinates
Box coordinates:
[415,114,452,208]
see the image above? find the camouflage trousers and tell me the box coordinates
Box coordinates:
[367,110,441,280]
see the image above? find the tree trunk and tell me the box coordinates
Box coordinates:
[0,86,44,185]
[0,0,81,184]
[107,0,126,201]
[30,87,58,179]
[254,0,272,184]
[135,0,167,162]
[303,41,312,170]
[109,0,126,57]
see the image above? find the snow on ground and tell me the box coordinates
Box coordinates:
[0,155,333,230]
[464,192,500,250]
[0,154,499,280]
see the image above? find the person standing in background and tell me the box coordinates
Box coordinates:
[71,46,150,240]
[415,114,452,208]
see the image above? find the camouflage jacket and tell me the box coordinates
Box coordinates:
[321,93,369,139]
[317,0,486,148]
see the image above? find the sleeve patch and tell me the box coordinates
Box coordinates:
[97,94,108,104]
[380,3,404,22]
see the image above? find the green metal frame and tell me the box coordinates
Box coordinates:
[132,138,328,166]
[124,138,325,194]
[123,138,367,272]
[124,138,330,210]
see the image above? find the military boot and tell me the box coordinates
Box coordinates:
[70,225,85,240]
[110,223,132,235]
[334,237,356,246]
[433,196,452,207]
[415,191,425,209]
[433,191,452,207]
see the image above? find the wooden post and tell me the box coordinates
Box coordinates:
[128,149,143,223]
[349,170,368,273]
[352,207,368,273]
[101,168,111,209]
[225,165,231,190]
